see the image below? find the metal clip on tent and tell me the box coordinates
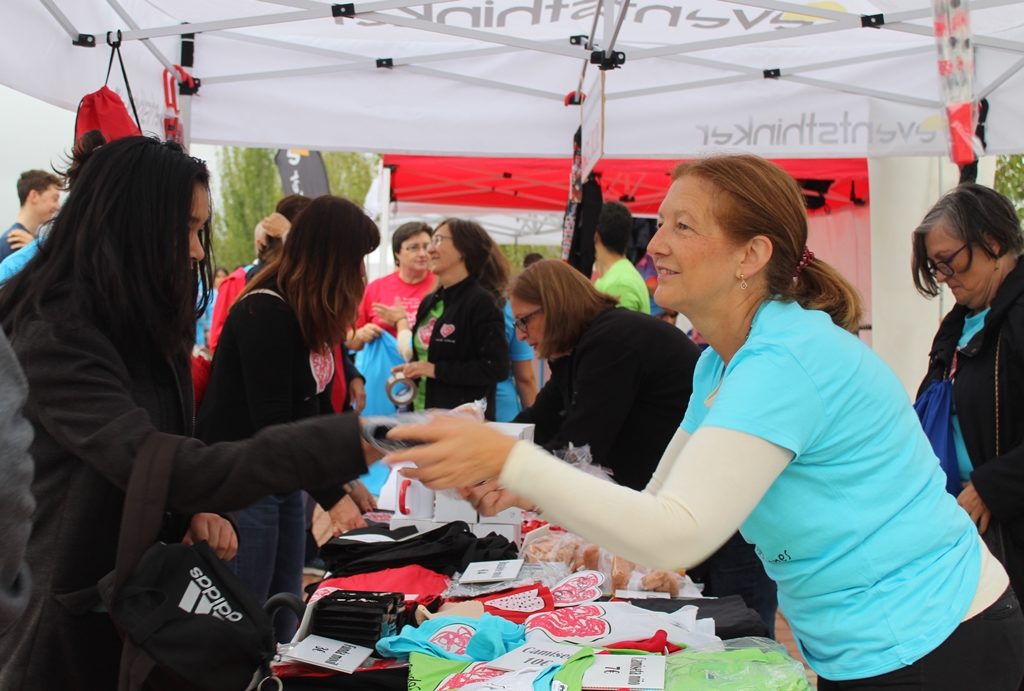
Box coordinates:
[763,68,782,79]
[861,14,884,28]
[590,50,626,71]
[106,29,123,49]
[332,4,356,18]
[73,33,96,47]
[569,35,589,46]
[376,58,394,69]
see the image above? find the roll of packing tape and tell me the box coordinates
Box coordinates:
[386,372,417,407]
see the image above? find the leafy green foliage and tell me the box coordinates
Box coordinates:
[499,244,562,271]
[995,154,1024,221]
[212,147,278,270]
[211,148,380,270]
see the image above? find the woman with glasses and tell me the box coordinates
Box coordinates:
[391,156,1023,690]
[391,219,509,420]
[914,183,1024,609]
[508,259,700,492]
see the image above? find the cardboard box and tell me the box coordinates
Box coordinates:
[478,506,524,525]
[433,490,478,523]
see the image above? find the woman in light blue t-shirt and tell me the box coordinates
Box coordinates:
[389,155,1024,690]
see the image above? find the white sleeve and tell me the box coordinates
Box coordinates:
[499,426,792,570]
[396,326,414,362]
[643,428,689,495]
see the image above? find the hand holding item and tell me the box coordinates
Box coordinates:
[460,479,528,516]
[6,228,34,251]
[348,377,366,414]
[327,494,368,536]
[183,512,239,560]
[392,360,436,380]
[386,414,517,489]
[373,298,407,327]
[354,323,384,346]
[957,481,991,535]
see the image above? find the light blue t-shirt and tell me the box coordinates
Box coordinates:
[495,302,536,422]
[680,299,980,681]
[0,237,42,284]
[951,308,990,482]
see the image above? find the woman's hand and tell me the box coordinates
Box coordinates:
[958,482,991,535]
[373,298,407,327]
[345,480,378,513]
[460,479,529,516]
[183,512,239,560]
[348,377,366,414]
[327,495,368,536]
[352,323,383,347]
[392,360,436,380]
[386,415,517,489]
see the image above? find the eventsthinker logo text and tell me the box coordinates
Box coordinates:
[178,567,244,622]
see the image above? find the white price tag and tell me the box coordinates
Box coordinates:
[488,642,582,672]
[582,655,665,690]
[459,559,524,584]
[282,635,374,674]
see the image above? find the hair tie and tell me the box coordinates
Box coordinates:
[794,246,815,277]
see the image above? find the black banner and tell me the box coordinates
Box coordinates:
[274,149,330,198]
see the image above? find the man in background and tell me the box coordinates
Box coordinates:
[1,170,61,262]
[593,201,650,314]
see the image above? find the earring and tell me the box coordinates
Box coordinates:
[739,274,748,290]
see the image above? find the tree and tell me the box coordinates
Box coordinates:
[213,147,278,270]
[995,154,1024,221]
[323,152,378,206]
[212,149,379,270]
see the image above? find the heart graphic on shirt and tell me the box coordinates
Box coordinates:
[308,351,335,394]
[437,662,507,691]
[485,588,546,613]
[525,604,610,642]
[418,317,437,347]
[429,623,476,655]
[551,571,605,607]
[439,323,456,338]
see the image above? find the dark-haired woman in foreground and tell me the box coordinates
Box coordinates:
[0,137,378,690]
[391,155,1024,690]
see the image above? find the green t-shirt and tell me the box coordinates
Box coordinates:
[412,299,445,411]
[594,258,651,314]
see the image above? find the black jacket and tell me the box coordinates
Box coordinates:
[515,308,700,491]
[197,291,334,442]
[919,259,1024,597]
[0,296,367,690]
[414,277,509,420]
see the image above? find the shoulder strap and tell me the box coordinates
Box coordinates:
[114,432,182,589]
[240,288,285,303]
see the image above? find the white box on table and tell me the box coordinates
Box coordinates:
[486,422,535,442]
[433,491,478,523]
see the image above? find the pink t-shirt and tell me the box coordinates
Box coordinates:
[355,270,437,336]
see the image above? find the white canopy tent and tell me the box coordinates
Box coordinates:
[4,0,1024,158]
[2,0,1021,390]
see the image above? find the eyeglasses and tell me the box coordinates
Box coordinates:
[513,307,543,333]
[430,234,453,248]
[926,243,970,278]
[401,242,431,253]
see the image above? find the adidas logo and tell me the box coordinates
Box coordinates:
[178,566,244,622]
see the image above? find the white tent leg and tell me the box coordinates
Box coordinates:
[866,156,993,396]
[377,162,393,281]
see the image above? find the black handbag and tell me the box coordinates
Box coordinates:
[98,433,276,691]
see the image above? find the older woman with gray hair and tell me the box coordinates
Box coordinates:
[915,183,1024,610]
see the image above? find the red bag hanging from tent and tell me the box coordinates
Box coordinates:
[162,66,194,145]
[75,35,142,143]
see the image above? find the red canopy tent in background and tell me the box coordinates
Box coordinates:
[382,155,869,216]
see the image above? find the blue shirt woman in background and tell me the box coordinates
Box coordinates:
[391,154,1024,690]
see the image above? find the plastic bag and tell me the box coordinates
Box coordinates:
[443,562,571,599]
[666,637,811,690]
[362,400,488,454]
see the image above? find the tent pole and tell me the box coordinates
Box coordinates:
[178,31,196,151]
[377,162,393,280]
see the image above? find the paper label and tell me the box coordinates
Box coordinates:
[614,589,670,600]
[488,642,582,671]
[460,558,524,584]
[581,655,665,690]
[283,635,374,674]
